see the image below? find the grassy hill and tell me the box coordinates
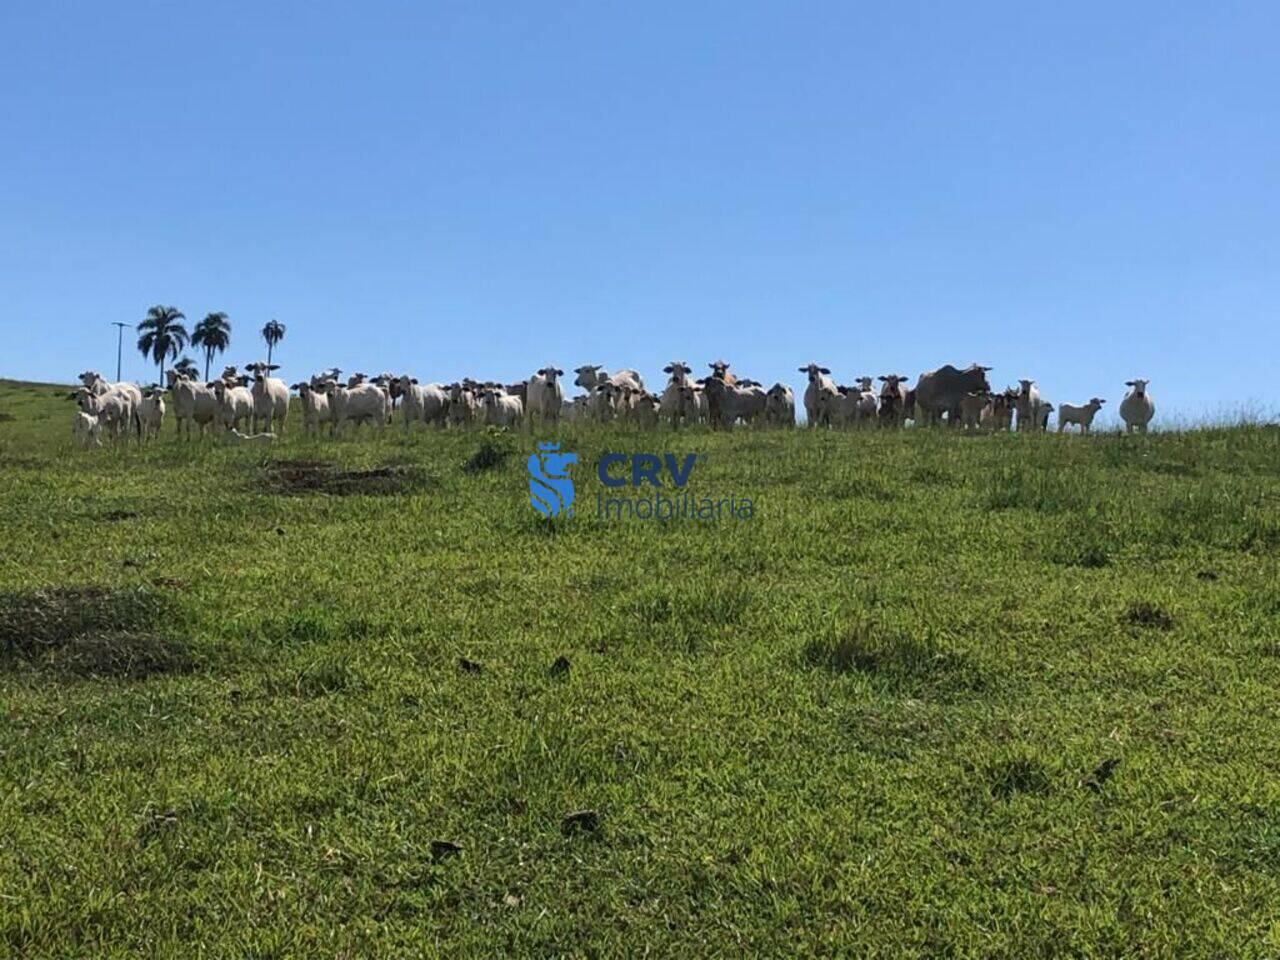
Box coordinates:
[2,378,1279,956]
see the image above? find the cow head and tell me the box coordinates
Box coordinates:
[1125,379,1149,395]
[598,381,622,406]
[663,361,692,385]
[574,365,603,390]
[708,360,732,380]
[878,374,907,396]
[798,363,830,385]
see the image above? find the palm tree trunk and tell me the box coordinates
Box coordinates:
[267,342,274,367]
[204,349,211,381]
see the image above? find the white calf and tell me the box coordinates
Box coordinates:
[1058,398,1106,434]
[73,411,102,448]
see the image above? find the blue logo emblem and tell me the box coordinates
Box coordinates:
[528,442,578,517]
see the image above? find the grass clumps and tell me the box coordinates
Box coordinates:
[262,458,433,495]
[0,584,192,677]
[801,620,985,698]
[1123,600,1175,631]
[463,427,517,473]
[985,752,1054,799]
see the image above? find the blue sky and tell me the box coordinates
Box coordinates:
[2,1,1276,421]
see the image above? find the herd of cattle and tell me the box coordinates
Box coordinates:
[66,360,1157,446]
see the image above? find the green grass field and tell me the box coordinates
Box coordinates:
[2,378,1279,957]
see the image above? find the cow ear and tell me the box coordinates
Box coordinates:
[1125,380,1134,386]
[268,364,280,371]
[797,367,807,373]
[663,365,673,373]
[820,367,830,374]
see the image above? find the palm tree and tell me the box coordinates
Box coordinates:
[136,305,189,381]
[261,319,286,367]
[192,312,232,380]
[173,356,199,381]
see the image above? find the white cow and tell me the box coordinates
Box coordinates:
[526,367,565,429]
[79,372,143,438]
[573,365,645,400]
[591,383,620,423]
[702,378,766,429]
[73,387,136,442]
[165,370,219,439]
[396,375,449,430]
[877,374,911,428]
[659,361,694,426]
[562,395,591,422]
[850,377,879,427]
[799,363,839,428]
[78,371,143,410]
[1058,398,1106,434]
[481,388,523,427]
[830,388,860,428]
[676,383,708,424]
[138,388,166,439]
[447,381,481,428]
[292,382,332,437]
[630,392,660,428]
[310,368,342,389]
[246,363,290,434]
[1015,379,1043,433]
[212,378,255,431]
[765,383,796,427]
[1120,380,1155,433]
[326,381,390,435]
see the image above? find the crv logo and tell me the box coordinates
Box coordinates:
[596,453,699,488]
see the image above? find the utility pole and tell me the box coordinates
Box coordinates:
[111,322,131,381]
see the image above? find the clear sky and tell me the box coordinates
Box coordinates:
[2,1,1276,422]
